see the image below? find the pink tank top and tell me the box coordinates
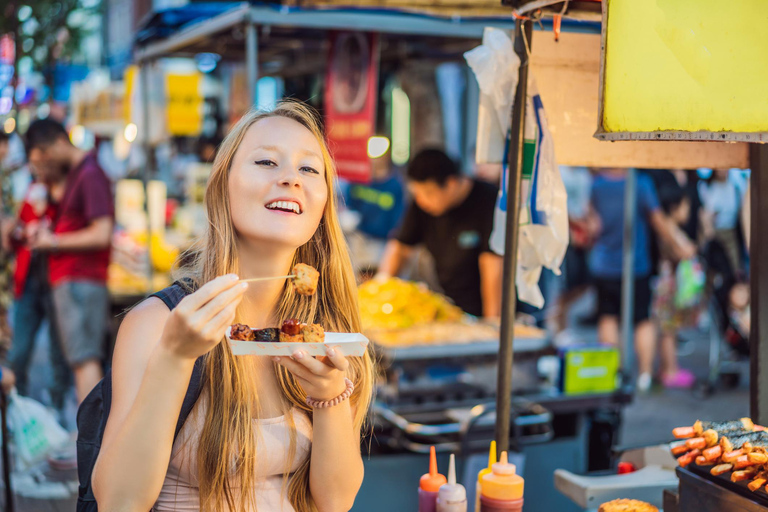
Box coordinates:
[153,405,312,512]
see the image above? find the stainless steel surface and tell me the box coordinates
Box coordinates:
[374,336,550,361]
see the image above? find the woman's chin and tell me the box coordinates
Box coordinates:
[237,228,313,250]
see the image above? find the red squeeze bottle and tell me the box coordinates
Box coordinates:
[420,446,448,512]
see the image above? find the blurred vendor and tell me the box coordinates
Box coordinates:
[378,148,502,318]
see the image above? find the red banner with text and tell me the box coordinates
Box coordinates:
[324,31,379,184]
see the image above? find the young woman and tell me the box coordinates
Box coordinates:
[92,102,374,512]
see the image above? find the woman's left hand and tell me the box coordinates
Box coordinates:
[273,346,349,400]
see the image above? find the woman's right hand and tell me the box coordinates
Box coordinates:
[159,274,248,360]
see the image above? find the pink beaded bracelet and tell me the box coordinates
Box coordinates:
[306,378,355,409]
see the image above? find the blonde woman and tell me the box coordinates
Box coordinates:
[92,102,374,512]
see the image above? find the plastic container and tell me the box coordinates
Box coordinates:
[420,446,448,512]
[475,441,497,512]
[437,454,467,512]
[479,451,524,512]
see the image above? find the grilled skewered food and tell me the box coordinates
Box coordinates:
[230,323,256,341]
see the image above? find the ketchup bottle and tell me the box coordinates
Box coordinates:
[420,446,448,512]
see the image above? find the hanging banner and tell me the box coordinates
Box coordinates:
[324,31,379,184]
[166,73,203,136]
[596,0,768,142]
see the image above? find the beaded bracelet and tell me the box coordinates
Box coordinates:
[306,378,355,409]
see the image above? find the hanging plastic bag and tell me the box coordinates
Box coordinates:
[6,390,69,471]
[465,27,569,308]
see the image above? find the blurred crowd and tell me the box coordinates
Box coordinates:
[555,167,751,392]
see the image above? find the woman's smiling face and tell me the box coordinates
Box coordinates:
[228,116,328,249]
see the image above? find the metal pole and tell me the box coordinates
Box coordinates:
[620,169,637,383]
[245,21,259,107]
[140,63,154,292]
[750,144,768,424]
[495,18,532,455]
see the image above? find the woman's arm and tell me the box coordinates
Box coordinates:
[479,252,503,319]
[276,349,363,512]
[92,276,246,511]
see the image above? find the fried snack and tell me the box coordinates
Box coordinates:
[230,323,255,341]
[302,323,325,344]
[280,318,304,342]
[292,264,319,296]
[280,332,304,343]
[598,499,658,512]
[254,328,280,342]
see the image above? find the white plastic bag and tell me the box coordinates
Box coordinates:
[6,390,69,470]
[465,27,569,308]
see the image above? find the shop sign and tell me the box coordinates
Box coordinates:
[324,31,379,184]
[166,73,203,136]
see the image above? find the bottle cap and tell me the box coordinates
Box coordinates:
[420,446,448,492]
[481,451,524,500]
[438,454,467,504]
[477,440,497,484]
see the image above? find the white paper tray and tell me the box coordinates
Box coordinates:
[226,328,369,357]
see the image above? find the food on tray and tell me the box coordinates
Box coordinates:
[229,319,326,344]
[292,263,319,296]
[254,328,280,342]
[230,323,256,341]
[671,418,768,490]
[358,277,462,330]
[302,323,325,344]
[598,499,657,512]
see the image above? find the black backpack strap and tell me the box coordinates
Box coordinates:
[150,280,204,438]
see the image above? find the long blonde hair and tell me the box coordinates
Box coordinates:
[179,101,374,512]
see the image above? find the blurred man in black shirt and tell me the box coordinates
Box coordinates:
[378,149,502,318]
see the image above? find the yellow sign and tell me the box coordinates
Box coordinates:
[597,0,768,141]
[166,73,203,136]
[124,65,137,125]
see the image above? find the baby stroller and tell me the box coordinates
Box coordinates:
[696,239,750,397]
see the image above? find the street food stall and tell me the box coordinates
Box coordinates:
[127,0,767,511]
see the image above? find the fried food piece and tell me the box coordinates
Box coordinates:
[292,264,319,296]
[254,328,280,342]
[598,499,658,512]
[703,445,722,462]
[686,438,707,450]
[695,456,713,466]
[678,449,701,468]
[674,427,696,439]
[671,443,690,456]
[301,323,325,344]
[732,468,758,482]
[749,478,767,492]
[279,332,304,343]
[711,463,733,476]
[703,429,719,447]
[230,323,255,341]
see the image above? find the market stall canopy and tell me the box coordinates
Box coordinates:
[132,2,600,67]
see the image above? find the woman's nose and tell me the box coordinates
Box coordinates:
[278,168,301,187]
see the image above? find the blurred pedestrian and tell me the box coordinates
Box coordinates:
[4,179,71,408]
[554,166,597,339]
[589,168,696,392]
[698,169,746,276]
[651,173,697,388]
[25,119,114,403]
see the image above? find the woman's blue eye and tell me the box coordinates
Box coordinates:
[256,159,276,167]
[301,166,320,174]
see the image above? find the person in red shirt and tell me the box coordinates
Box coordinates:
[4,181,71,408]
[25,119,114,403]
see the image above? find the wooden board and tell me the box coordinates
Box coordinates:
[529,31,749,169]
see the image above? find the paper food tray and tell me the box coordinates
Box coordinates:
[226,328,369,357]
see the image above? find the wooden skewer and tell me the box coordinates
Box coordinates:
[241,275,295,283]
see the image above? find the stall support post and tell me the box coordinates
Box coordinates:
[619,168,637,382]
[750,144,768,425]
[495,17,532,455]
[245,20,259,107]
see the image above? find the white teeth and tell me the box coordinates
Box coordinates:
[266,201,300,213]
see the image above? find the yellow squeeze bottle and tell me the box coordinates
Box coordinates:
[475,441,496,512]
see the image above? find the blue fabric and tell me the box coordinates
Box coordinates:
[341,173,406,240]
[589,173,660,279]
